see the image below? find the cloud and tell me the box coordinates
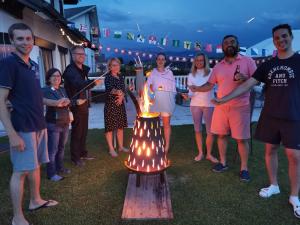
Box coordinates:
[261,11,300,23]
[100,9,132,22]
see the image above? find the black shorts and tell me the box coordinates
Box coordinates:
[255,114,300,150]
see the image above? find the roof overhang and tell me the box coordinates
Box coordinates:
[1,0,96,50]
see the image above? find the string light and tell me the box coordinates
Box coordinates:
[98,44,269,64]
[59,28,84,46]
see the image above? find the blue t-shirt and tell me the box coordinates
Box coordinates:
[252,53,300,120]
[0,53,46,132]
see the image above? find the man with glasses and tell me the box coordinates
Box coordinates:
[63,46,102,167]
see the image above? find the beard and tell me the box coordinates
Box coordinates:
[223,46,239,57]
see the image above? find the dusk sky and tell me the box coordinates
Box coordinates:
[68,0,300,53]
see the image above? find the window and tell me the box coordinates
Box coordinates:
[40,47,53,78]
[60,51,67,72]
[58,46,68,72]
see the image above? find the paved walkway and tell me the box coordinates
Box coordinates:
[83,98,262,129]
[0,100,262,135]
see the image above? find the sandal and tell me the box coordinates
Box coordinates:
[259,185,280,198]
[289,199,300,219]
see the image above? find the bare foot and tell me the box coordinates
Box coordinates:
[194,153,203,161]
[206,155,219,163]
[12,216,29,225]
[119,147,129,152]
[109,149,118,157]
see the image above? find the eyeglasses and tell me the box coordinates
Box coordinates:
[73,53,86,56]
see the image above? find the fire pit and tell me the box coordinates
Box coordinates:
[125,85,170,186]
[122,86,173,220]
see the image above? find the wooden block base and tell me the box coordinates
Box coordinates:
[121,172,173,220]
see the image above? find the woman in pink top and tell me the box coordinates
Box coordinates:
[183,53,218,163]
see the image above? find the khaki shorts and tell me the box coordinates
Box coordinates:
[10,129,49,172]
[211,104,250,140]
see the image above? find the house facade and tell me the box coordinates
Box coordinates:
[0,0,92,86]
[64,5,101,72]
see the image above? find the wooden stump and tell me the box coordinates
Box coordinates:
[121,172,173,220]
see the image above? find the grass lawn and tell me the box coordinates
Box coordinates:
[0,125,298,225]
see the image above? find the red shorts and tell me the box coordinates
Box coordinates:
[211,104,250,140]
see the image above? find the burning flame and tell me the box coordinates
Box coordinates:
[140,84,160,118]
[142,84,151,113]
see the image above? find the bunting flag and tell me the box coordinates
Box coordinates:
[136,34,145,43]
[261,49,267,56]
[194,41,201,51]
[172,40,180,47]
[183,41,192,50]
[113,31,122,38]
[205,44,212,52]
[79,24,88,32]
[216,44,223,53]
[102,28,110,38]
[91,27,99,36]
[272,50,277,57]
[127,32,135,40]
[160,37,168,46]
[148,35,157,44]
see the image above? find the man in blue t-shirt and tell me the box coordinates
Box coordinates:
[213,24,300,219]
[0,23,64,225]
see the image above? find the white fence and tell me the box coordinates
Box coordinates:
[90,75,189,92]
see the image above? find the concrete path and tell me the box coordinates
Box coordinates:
[0,100,262,135]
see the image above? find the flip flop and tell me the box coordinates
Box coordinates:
[29,200,58,211]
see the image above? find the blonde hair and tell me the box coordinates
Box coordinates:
[191,53,211,76]
[107,57,121,72]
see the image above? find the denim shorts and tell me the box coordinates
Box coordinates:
[10,129,49,172]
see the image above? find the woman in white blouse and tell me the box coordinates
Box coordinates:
[147,53,176,154]
[183,53,218,162]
